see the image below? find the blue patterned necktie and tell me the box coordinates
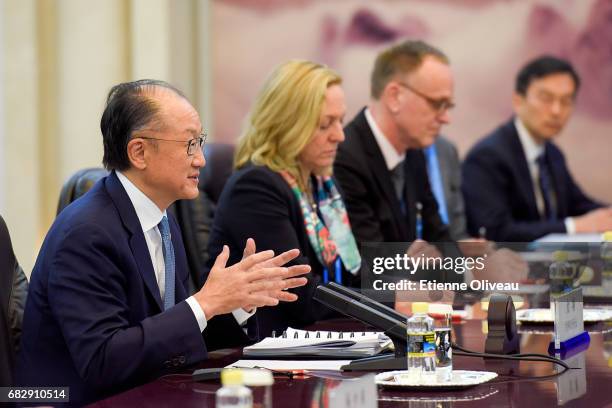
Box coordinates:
[536,153,556,221]
[424,144,449,225]
[158,216,175,310]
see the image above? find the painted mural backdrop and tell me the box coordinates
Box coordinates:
[212,0,612,202]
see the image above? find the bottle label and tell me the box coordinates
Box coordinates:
[407,331,436,357]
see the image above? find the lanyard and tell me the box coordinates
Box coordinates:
[416,201,423,240]
[322,257,342,285]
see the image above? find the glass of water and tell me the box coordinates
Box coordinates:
[432,304,453,382]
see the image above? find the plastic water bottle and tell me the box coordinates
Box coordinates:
[407,302,436,382]
[601,232,612,293]
[549,250,575,297]
[216,369,253,408]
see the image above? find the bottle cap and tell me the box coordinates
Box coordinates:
[552,251,568,262]
[242,369,274,386]
[412,302,429,314]
[221,368,244,386]
[603,231,612,242]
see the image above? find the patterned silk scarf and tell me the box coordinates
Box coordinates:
[279,171,361,274]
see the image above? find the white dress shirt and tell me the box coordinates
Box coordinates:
[116,171,254,332]
[365,108,405,170]
[514,118,575,233]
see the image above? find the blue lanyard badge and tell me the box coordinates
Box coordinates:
[416,201,423,240]
[322,258,342,285]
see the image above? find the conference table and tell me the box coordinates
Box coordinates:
[91,304,612,408]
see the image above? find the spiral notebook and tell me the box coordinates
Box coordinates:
[243,327,392,359]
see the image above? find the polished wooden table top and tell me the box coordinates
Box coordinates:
[91,316,612,407]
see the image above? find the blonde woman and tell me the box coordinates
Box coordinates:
[206,60,362,338]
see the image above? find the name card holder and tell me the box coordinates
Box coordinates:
[548,287,590,353]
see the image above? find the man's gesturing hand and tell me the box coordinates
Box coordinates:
[239,238,311,310]
[194,241,309,319]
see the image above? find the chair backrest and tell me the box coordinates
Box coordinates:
[200,143,236,204]
[0,214,28,386]
[56,167,109,215]
[169,143,235,293]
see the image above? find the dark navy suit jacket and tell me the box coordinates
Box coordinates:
[16,171,207,404]
[462,119,603,242]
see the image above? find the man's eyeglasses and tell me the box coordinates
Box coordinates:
[136,133,207,156]
[396,81,455,115]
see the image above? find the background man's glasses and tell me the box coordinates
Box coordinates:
[136,133,207,156]
[397,81,455,115]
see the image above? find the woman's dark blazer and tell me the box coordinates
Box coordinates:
[206,165,356,339]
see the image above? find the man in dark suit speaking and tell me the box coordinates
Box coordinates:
[16,80,309,404]
[462,56,612,242]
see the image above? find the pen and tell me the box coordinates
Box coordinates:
[416,201,423,240]
[281,370,309,379]
[256,367,309,379]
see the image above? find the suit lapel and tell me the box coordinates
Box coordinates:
[403,150,425,239]
[354,110,408,239]
[506,121,541,219]
[105,171,164,311]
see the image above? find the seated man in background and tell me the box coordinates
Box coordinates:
[334,40,526,301]
[335,40,452,254]
[462,56,612,242]
[16,80,309,404]
[334,40,458,308]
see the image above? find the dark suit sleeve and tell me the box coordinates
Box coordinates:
[47,223,207,392]
[438,139,468,240]
[558,154,604,216]
[334,146,388,244]
[462,149,566,241]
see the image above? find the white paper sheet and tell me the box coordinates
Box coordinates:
[227,359,352,371]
